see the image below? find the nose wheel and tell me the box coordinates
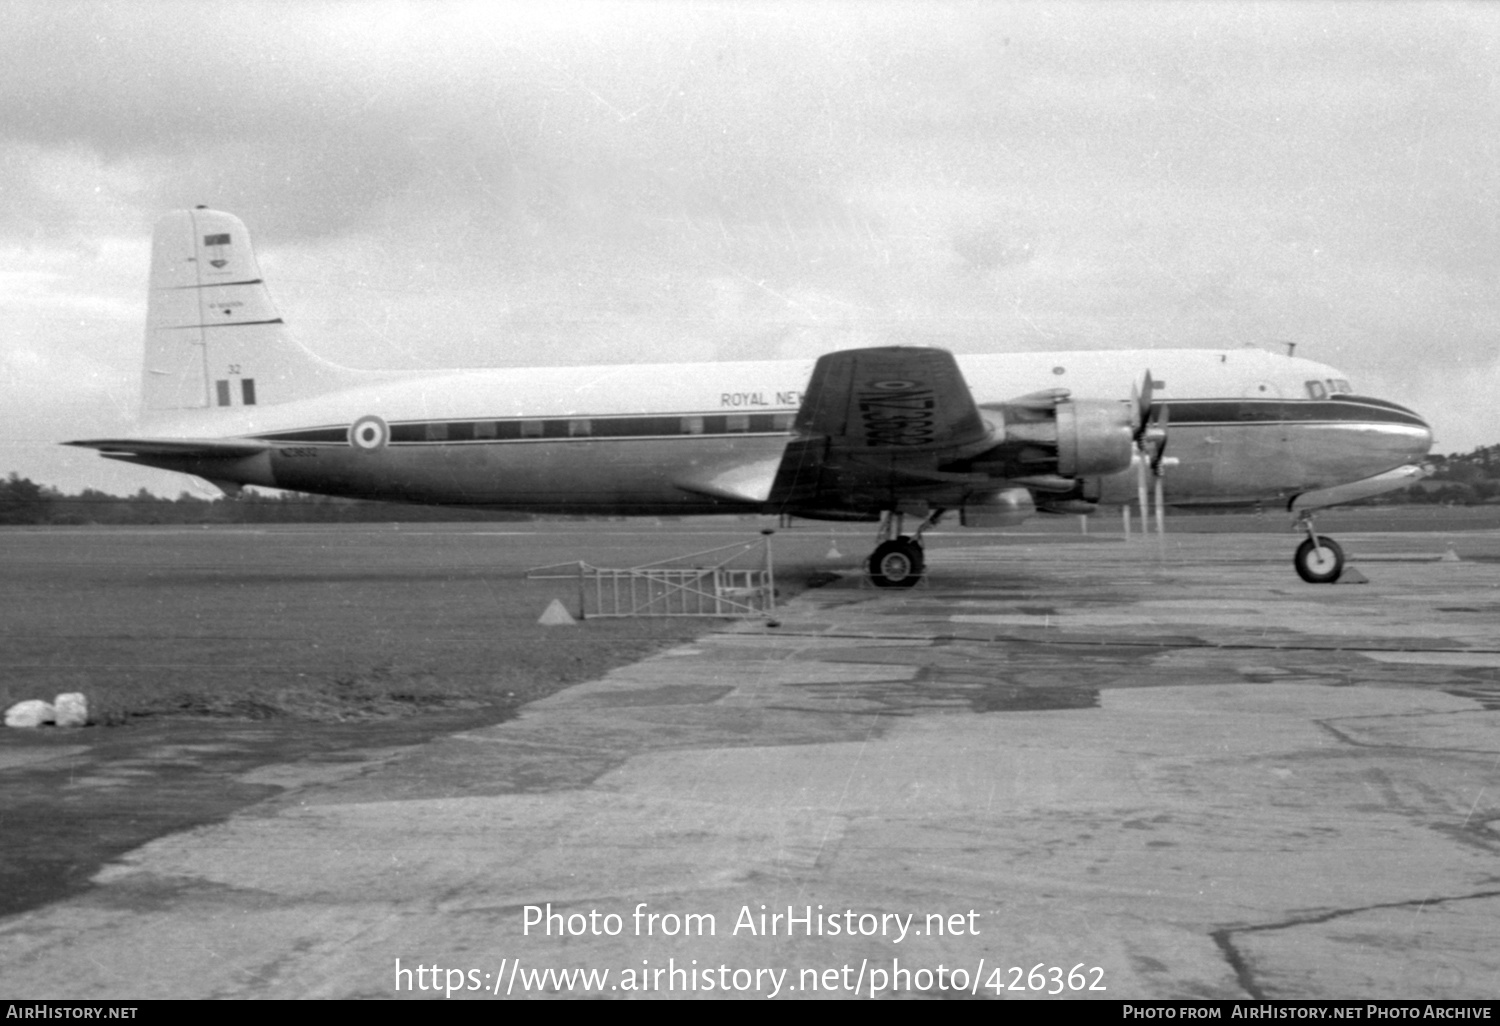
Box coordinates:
[1294,536,1344,583]
[1292,512,1345,583]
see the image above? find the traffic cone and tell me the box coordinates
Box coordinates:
[538,599,577,626]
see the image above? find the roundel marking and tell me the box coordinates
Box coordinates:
[868,379,920,391]
[349,415,388,453]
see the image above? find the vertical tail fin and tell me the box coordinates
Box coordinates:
[143,208,357,415]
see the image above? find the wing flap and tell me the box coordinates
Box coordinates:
[672,456,782,505]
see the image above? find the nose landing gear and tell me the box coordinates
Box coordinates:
[867,510,943,588]
[1293,512,1345,584]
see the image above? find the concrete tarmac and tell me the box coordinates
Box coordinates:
[3,531,1499,999]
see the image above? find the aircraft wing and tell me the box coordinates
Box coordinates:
[769,346,995,512]
[65,438,274,459]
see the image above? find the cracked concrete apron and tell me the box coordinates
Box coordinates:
[3,533,1498,999]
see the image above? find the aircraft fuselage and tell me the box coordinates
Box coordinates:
[115,348,1431,517]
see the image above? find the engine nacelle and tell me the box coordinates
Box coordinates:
[1056,399,1136,477]
[983,397,1135,478]
[959,487,1035,528]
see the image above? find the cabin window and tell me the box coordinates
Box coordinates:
[240,379,256,406]
[474,421,497,439]
[425,422,448,441]
[682,416,704,435]
[216,380,231,406]
[1332,378,1352,393]
[1305,380,1327,399]
[568,418,591,437]
[519,420,543,438]
[773,412,795,431]
[725,413,750,433]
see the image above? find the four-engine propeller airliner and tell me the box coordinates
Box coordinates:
[68,208,1433,586]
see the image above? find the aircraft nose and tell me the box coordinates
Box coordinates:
[1398,403,1434,461]
[1340,394,1433,468]
[1379,401,1434,466]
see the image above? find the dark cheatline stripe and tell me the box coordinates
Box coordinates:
[1331,394,1418,414]
[256,398,1429,447]
[260,427,349,444]
[1163,398,1426,428]
[165,279,264,289]
[258,411,798,446]
[162,318,286,330]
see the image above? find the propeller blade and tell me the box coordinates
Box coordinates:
[1148,400,1170,474]
[1130,372,1167,534]
[1135,370,1155,436]
[1136,450,1149,529]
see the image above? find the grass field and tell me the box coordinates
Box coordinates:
[4,509,1497,726]
[0,522,849,726]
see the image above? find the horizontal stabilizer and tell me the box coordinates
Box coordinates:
[65,437,273,459]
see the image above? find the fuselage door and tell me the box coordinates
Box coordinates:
[1209,379,1291,498]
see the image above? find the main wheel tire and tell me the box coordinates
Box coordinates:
[1294,536,1345,584]
[870,539,923,588]
[898,534,926,573]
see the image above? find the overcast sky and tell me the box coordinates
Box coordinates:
[2,0,1496,495]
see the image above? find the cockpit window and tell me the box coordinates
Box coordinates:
[1306,378,1354,399]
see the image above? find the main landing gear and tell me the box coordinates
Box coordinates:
[867,510,943,588]
[1293,511,1345,584]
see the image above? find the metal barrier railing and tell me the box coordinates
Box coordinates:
[526,532,776,620]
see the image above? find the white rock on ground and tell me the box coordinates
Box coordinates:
[4,700,56,728]
[53,693,88,727]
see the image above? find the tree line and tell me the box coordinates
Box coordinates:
[1414,446,1500,506]
[0,474,529,525]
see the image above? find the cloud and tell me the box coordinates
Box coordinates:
[1,0,1498,489]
